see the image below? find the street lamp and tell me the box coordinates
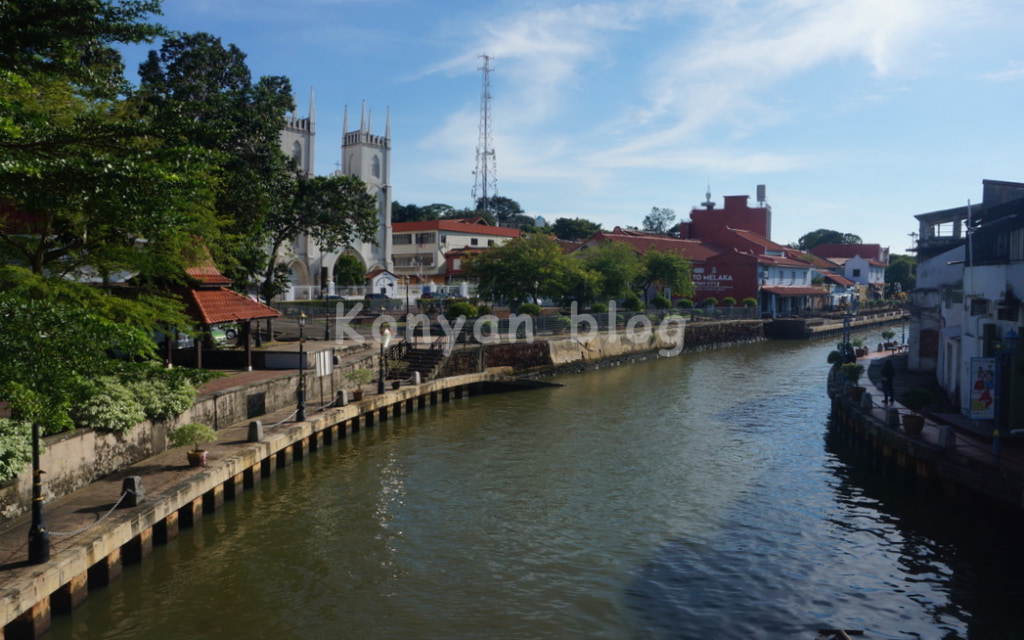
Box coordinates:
[378,326,393,394]
[297,312,307,421]
[322,287,330,341]
[28,421,49,564]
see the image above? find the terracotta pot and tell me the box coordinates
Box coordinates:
[901,414,925,436]
[849,386,866,401]
[352,389,364,401]
[186,449,207,467]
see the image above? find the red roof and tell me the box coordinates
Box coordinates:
[186,288,280,325]
[823,273,856,286]
[392,218,521,238]
[761,286,828,297]
[586,230,722,261]
[185,264,233,287]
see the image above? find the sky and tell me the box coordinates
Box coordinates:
[120,0,1024,255]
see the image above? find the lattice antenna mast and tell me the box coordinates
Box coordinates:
[471,54,497,215]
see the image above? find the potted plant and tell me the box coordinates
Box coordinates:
[840,362,866,400]
[899,388,933,436]
[168,422,218,467]
[345,368,374,400]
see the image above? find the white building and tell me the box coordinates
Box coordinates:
[278,95,392,300]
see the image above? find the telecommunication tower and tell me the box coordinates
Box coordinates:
[471,54,497,214]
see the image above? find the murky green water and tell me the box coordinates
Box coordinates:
[48,331,1024,639]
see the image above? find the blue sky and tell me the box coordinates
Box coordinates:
[122,0,1024,255]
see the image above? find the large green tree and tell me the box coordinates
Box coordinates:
[885,254,916,296]
[136,32,296,289]
[642,207,677,236]
[0,2,217,282]
[552,217,602,242]
[468,234,582,305]
[578,240,642,301]
[637,249,694,300]
[798,228,863,251]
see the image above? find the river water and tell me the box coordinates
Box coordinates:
[48,331,1024,639]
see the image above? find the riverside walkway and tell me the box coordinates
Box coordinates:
[832,349,1024,508]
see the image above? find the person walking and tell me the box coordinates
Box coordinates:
[881,358,895,403]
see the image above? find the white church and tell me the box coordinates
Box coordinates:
[278,90,395,300]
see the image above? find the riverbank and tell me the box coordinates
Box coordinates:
[828,350,1024,511]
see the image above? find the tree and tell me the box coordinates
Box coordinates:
[642,207,677,236]
[578,240,641,301]
[797,229,863,251]
[136,32,296,289]
[476,195,523,223]
[552,217,602,242]
[468,234,580,305]
[333,253,366,286]
[885,254,916,296]
[636,249,694,300]
[1,4,218,282]
[258,172,379,296]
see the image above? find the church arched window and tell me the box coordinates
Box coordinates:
[292,141,303,170]
[371,155,381,179]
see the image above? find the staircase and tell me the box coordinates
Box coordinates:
[395,347,447,381]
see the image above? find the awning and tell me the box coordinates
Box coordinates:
[761,286,828,297]
[186,288,281,325]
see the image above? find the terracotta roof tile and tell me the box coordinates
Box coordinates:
[186,288,281,325]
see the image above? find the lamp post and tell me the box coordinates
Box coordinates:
[323,287,330,341]
[378,326,393,395]
[28,421,49,564]
[297,312,307,422]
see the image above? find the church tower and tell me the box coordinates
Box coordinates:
[340,101,393,272]
[281,87,315,177]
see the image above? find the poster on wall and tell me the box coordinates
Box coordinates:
[969,356,997,419]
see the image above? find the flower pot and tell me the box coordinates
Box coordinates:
[848,386,866,401]
[392,380,401,390]
[187,449,207,467]
[352,389,364,401]
[901,414,925,436]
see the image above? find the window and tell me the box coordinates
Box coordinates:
[488,239,495,247]
[394,233,412,245]
[471,238,479,246]
[852,268,861,277]
[371,155,381,179]
[1011,228,1024,262]
[415,232,436,245]
[292,141,303,168]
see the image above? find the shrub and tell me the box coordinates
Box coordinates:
[476,303,492,316]
[0,419,33,483]
[721,296,737,307]
[881,330,896,341]
[168,422,218,452]
[126,374,197,421]
[827,350,842,366]
[703,297,718,308]
[517,302,541,315]
[622,294,644,311]
[900,388,933,415]
[72,376,146,433]
[345,368,374,387]
[678,299,694,309]
[741,297,757,308]
[650,295,671,310]
[446,301,479,320]
[840,363,864,384]
[591,302,608,313]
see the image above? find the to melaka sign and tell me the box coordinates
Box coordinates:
[692,266,736,295]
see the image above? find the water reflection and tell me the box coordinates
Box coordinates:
[47,331,1024,639]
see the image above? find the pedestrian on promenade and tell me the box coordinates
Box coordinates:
[881,358,895,403]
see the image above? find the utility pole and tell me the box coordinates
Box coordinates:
[471,54,497,217]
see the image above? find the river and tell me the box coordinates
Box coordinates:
[48,330,1024,639]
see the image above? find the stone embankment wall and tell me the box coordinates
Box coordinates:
[442,320,765,377]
